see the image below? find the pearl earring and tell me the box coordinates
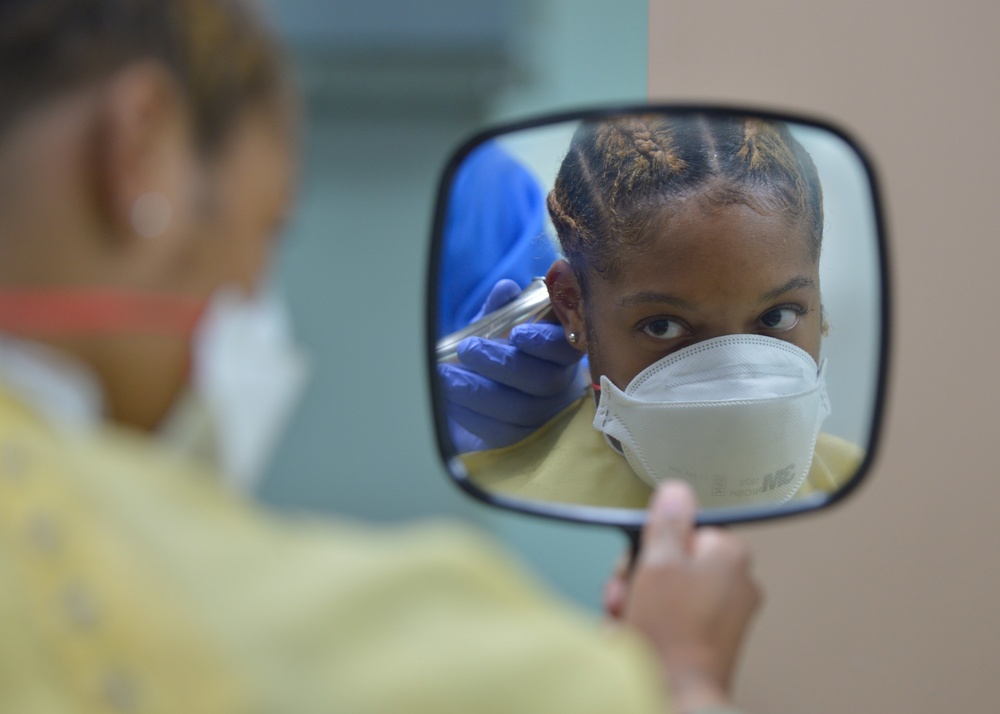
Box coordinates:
[568,332,579,344]
[131,191,173,238]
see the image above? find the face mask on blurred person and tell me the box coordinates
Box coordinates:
[593,335,829,508]
[0,282,309,491]
[158,286,310,493]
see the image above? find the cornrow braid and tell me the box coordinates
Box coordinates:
[733,118,823,253]
[547,113,823,294]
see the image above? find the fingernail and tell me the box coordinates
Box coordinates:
[654,482,691,518]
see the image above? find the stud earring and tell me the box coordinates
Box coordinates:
[568,332,579,344]
[131,191,173,239]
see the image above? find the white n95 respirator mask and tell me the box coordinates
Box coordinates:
[593,335,829,508]
[159,287,310,494]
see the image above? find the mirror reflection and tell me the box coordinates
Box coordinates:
[434,111,882,515]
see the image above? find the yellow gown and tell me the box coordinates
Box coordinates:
[463,395,864,509]
[0,382,669,714]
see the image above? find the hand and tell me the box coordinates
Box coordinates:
[440,280,586,453]
[619,482,761,714]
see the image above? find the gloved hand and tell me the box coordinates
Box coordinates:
[439,279,586,453]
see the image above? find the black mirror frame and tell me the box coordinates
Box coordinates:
[425,102,892,528]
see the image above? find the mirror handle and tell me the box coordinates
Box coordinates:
[622,525,641,571]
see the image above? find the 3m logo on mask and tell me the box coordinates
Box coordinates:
[728,463,798,498]
[763,464,797,493]
[712,474,726,498]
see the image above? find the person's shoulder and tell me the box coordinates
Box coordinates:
[0,391,665,713]
[808,432,866,493]
[322,520,666,714]
[815,431,865,465]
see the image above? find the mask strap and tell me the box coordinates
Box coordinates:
[0,289,205,337]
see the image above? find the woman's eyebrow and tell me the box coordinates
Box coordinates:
[760,276,817,302]
[617,291,698,311]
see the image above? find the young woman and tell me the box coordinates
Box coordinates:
[465,114,863,509]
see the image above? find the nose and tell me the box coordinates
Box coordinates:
[695,319,754,343]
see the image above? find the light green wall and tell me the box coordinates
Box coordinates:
[489,0,648,120]
[260,0,648,610]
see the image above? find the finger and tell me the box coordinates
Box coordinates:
[473,279,522,320]
[508,322,584,366]
[611,550,631,580]
[692,527,746,561]
[448,387,576,427]
[641,481,698,563]
[446,416,488,454]
[439,363,578,425]
[697,531,765,643]
[446,402,538,446]
[441,363,539,423]
[603,573,628,621]
[692,528,756,580]
[456,337,580,397]
[602,551,632,620]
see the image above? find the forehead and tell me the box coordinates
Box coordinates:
[602,198,818,302]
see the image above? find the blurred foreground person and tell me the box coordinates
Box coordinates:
[0,1,759,712]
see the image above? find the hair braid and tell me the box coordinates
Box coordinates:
[547,112,824,289]
[548,114,700,290]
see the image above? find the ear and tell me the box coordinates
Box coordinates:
[92,62,196,246]
[545,258,589,352]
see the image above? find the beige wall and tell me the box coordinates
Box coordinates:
[649,2,999,712]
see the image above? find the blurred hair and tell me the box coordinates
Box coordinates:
[547,113,823,294]
[0,0,287,153]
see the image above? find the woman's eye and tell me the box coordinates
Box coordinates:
[758,307,800,331]
[642,318,687,340]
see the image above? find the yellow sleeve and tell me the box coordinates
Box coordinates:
[238,521,669,714]
[802,431,866,496]
[0,393,668,714]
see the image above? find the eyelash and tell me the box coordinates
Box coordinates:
[770,303,807,315]
[757,304,808,331]
[636,304,809,339]
[636,316,690,340]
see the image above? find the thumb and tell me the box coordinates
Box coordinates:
[641,481,697,562]
[476,279,522,319]
[602,552,631,621]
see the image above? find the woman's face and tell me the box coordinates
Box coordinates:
[574,195,822,391]
[112,105,297,429]
[174,107,296,297]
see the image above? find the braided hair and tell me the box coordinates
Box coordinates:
[547,113,823,295]
[0,0,286,154]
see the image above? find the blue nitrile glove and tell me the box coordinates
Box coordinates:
[439,280,586,453]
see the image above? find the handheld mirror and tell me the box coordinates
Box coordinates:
[427,106,889,528]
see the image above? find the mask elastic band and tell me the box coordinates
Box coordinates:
[0,289,205,337]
